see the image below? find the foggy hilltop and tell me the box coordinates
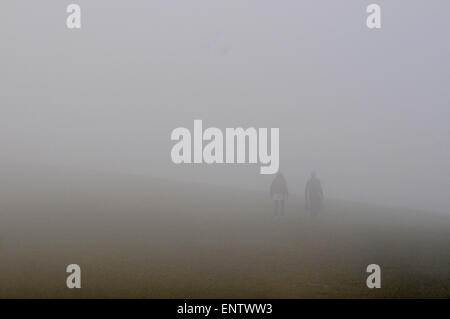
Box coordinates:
[0,1,449,299]
[0,164,449,298]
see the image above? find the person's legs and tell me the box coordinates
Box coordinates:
[280,200,285,215]
[274,200,279,216]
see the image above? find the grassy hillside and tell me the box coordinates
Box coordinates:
[0,166,448,298]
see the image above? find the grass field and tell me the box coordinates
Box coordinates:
[0,167,448,298]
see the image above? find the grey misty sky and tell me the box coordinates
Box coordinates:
[0,1,449,212]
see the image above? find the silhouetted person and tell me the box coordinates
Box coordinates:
[270,172,288,216]
[305,172,323,218]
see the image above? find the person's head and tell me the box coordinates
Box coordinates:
[311,171,317,179]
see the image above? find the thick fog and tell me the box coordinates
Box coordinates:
[0,1,449,212]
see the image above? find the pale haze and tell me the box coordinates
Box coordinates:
[0,1,449,212]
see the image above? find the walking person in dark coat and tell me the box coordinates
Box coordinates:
[270,172,288,216]
[305,171,324,218]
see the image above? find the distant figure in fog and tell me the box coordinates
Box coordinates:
[305,172,323,218]
[270,172,288,216]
